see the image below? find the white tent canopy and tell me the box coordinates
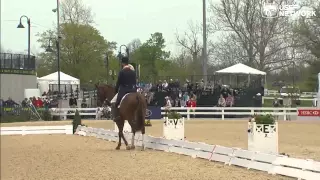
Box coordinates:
[38,72,80,85]
[37,72,80,93]
[216,63,266,75]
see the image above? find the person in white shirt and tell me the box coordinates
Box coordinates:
[164,96,171,117]
[162,80,168,89]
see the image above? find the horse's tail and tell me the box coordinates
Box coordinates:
[135,93,146,131]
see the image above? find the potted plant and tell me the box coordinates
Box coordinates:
[248,114,278,154]
[163,111,184,140]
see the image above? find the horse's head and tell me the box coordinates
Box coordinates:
[96,83,115,107]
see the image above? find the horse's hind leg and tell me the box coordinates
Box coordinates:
[130,132,136,150]
[141,126,145,151]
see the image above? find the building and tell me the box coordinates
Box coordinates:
[0,53,37,101]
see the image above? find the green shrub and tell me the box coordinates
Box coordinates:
[72,110,82,134]
[255,114,275,124]
[144,119,152,126]
[41,110,52,121]
[0,111,31,123]
[167,111,182,120]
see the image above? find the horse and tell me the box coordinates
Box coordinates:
[96,83,147,150]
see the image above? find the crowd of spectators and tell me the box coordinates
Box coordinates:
[138,78,239,108]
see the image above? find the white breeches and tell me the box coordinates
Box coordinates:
[111,93,118,104]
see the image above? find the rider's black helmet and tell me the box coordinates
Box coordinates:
[121,57,129,64]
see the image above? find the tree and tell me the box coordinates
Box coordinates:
[60,0,93,25]
[176,21,203,76]
[209,0,301,72]
[131,32,170,81]
[294,2,320,90]
[36,0,116,83]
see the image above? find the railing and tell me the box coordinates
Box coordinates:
[266,90,317,98]
[44,107,302,121]
[76,126,320,180]
[0,125,73,135]
[0,53,36,74]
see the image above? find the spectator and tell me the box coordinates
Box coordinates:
[81,98,88,108]
[165,96,172,108]
[32,97,37,106]
[21,98,28,107]
[273,97,280,107]
[4,97,18,106]
[221,86,229,99]
[181,92,189,107]
[162,80,168,89]
[35,97,43,108]
[226,93,234,107]
[43,98,50,109]
[187,97,197,118]
[217,94,226,107]
[69,95,77,108]
[273,97,280,120]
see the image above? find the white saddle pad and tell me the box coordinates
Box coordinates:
[118,93,134,108]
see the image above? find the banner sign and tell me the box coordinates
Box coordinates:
[0,69,36,75]
[297,109,320,116]
[146,106,161,119]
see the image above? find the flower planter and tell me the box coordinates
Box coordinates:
[248,122,278,154]
[163,117,185,140]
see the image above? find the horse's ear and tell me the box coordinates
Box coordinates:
[94,83,99,88]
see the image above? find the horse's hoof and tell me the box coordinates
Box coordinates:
[126,146,131,150]
[141,146,145,151]
[130,145,135,150]
[115,146,120,150]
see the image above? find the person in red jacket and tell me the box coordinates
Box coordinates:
[35,97,43,108]
[187,97,196,118]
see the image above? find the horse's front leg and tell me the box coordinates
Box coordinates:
[115,121,124,150]
[121,132,130,150]
[116,131,121,150]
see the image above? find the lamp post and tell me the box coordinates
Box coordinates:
[52,0,61,98]
[202,0,208,86]
[46,38,61,97]
[17,15,31,68]
[117,45,129,69]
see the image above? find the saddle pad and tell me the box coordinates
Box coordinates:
[118,93,133,108]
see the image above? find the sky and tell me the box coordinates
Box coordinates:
[1,0,207,55]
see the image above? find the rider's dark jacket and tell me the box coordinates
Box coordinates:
[115,67,137,106]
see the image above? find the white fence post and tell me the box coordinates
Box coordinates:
[222,109,225,120]
[283,109,287,121]
[251,109,254,116]
[187,108,190,120]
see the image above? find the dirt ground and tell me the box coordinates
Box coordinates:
[1,119,319,180]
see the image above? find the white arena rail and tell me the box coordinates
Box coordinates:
[266,90,317,98]
[75,126,320,180]
[50,108,99,120]
[0,125,73,135]
[50,107,299,120]
[161,107,298,121]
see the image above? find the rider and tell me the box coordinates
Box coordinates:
[111,56,137,122]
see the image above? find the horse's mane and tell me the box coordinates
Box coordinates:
[95,83,114,89]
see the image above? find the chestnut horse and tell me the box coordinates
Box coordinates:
[96,83,147,150]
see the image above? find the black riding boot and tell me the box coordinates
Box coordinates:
[111,103,120,122]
